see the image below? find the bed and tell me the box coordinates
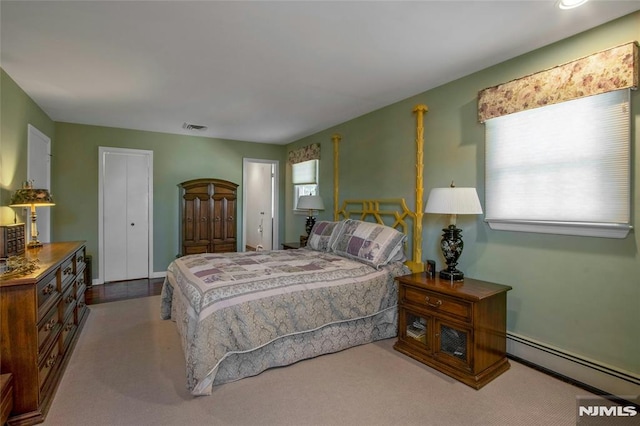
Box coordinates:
[162,106,429,396]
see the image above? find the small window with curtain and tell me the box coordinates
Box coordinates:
[292,159,319,210]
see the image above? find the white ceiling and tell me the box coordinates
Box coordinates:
[2,1,639,145]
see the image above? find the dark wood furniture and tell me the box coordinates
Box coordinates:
[299,235,308,247]
[0,224,26,258]
[394,272,512,389]
[0,242,89,425]
[281,242,301,250]
[178,178,238,256]
[1,374,13,426]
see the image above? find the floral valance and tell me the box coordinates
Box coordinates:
[287,143,320,164]
[478,41,638,123]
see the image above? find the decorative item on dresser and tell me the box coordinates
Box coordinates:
[1,224,26,258]
[0,241,89,426]
[9,182,55,249]
[178,178,238,256]
[394,272,512,389]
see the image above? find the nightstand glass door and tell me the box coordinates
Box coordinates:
[435,320,472,370]
[401,311,431,353]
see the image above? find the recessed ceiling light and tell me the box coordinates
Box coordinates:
[557,0,589,10]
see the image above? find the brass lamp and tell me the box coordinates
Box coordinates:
[297,195,325,236]
[425,182,482,281]
[10,182,55,248]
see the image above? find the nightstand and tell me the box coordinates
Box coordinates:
[281,242,302,250]
[394,272,512,389]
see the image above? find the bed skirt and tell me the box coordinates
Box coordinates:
[162,280,397,395]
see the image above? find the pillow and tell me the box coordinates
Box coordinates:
[306,220,344,252]
[331,219,406,268]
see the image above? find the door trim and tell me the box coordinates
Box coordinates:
[98,147,154,285]
[27,124,52,243]
[242,158,279,251]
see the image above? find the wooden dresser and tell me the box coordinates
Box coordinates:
[0,242,89,425]
[394,272,512,389]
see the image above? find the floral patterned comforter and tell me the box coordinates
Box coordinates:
[161,248,410,395]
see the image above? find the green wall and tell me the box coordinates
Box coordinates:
[285,13,640,376]
[52,123,287,275]
[0,69,55,224]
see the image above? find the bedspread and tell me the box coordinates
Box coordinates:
[161,248,410,395]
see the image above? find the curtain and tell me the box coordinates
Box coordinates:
[478,42,638,123]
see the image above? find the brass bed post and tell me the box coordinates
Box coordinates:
[332,133,341,221]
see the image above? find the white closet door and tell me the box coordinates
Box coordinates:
[103,150,149,282]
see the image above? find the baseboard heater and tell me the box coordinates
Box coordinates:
[507,332,639,402]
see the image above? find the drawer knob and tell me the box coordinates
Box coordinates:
[425,296,442,308]
[46,353,57,368]
[44,317,57,331]
[42,283,55,295]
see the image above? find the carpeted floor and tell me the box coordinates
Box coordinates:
[44,295,598,425]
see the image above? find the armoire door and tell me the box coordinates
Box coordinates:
[101,148,151,282]
[212,181,237,253]
[181,182,211,254]
[212,189,236,252]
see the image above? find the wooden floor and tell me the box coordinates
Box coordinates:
[85,278,164,305]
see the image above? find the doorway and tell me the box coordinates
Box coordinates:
[98,147,153,283]
[27,124,52,243]
[243,158,279,251]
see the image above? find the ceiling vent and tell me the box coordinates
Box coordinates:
[182,122,208,131]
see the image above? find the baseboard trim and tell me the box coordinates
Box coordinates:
[91,271,166,286]
[507,332,639,402]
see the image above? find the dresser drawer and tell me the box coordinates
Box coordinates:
[213,243,236,253]
[61,312,77,353]
[61,257,75,290]
[37,305,61,356]
[37,271,60,319]
[75,247,86,274]
[39,341,61,391]
[403,286,472,323]
[76,291,88,323]
[61,283,76,321]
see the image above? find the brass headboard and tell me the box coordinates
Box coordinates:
[332,104,428,273]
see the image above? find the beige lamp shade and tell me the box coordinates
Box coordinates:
[424,187,482,216]
[297,195,325,211]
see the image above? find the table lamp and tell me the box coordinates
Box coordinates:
[297,195,325,236]
[425,182,482,281]
[10,182,55,248]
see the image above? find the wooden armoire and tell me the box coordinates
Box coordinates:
[178,178,238,256]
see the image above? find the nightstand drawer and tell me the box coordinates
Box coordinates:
[404,286,472,323]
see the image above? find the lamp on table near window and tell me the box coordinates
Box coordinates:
[10,181,55,249]
[297,195,325,236]
[425,182,482,281]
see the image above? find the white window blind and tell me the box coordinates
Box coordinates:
[292,160,318,185]
[485,89,631,238]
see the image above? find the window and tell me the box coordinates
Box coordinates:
[484,89,631,238]
[292,159,318,210]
